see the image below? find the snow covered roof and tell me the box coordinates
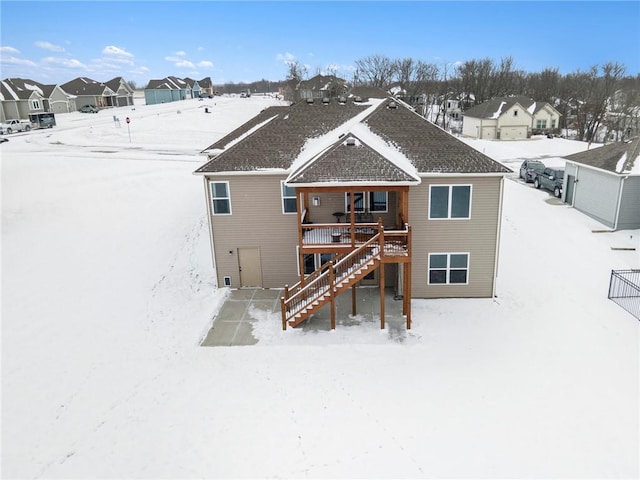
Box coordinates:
[194,96,511,180]
[564,138,640,174]
[60,77,110,96]
[1,78,50,100]
[464,96,558,119]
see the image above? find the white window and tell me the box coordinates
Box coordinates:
[536,119,547,129]
[428,253,469,285]
[345,191,388,213]
[551,119,556,128]
[210,181,231,215]
[281,181,297,214]
[429,185,471,219]
[31,100,41,110]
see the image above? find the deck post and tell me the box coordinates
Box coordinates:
[380,262,385,329]
[351,284,356,316]
[405,261,411,329]
[281,284,289,330]
[329,262,336,330]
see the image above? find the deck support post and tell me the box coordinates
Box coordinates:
[380,263,385,330]
[404,262,411,329]
[329,262,336,330]
[281,285,289,330]
[351,284,356,317]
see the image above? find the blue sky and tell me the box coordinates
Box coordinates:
[1,1,638,87]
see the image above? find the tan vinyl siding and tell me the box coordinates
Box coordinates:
[206,173,299,288]
[409,176,503,298]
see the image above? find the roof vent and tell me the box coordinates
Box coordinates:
[322,97,330,105]
[338,96,347,105]
[354,96,363,103]
[346,137,357,146]
[306,98,314,104]
[388,101,398,109]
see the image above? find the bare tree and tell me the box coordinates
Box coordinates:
[561,63,626,142]
[286,60,308,82]
[126,79,137,90]
[525,68,560,104]
[354,54,397,89]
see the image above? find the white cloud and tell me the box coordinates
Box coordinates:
[103,45,134,58]
[164,56,182,63]
[176,60,195,69]
[42,57,87,69]
[35,41,65,53]
[1,56,38,67]
[197,46,205,52]
[175,51,187,57]
[276,52,296,64]
[0,46,20,54]
[197,60,213,68]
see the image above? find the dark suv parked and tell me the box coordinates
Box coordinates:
[519,160,545,183]
[534,167,564,198]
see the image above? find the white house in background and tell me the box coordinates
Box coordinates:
[563,138,640,230]
[0,77,70,122]
[462,96,561,140]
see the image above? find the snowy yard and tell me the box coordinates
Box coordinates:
[2,96,638,479]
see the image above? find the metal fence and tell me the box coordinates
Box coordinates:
[608,270,640,320]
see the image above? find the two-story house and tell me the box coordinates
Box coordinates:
[194,96,511,329]
[463,96,561,140]
[60,77,118,111]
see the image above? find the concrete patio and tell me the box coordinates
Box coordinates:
[200,287,408,346]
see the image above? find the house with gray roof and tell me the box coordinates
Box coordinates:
[198,77,214,96]
[563,138,640,230]
[1,78,68,122]
[194,95,511,329]
[104,77,135,107]
[144,76,193,105]
[60,77,118,111]
[463,96,561,140]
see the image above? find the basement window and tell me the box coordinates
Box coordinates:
[428,253,469,285]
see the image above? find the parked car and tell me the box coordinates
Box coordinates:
[0,118,31,134]
[535,167,564,197]
[0,137,8,143]
[519,160,546,183]
[79,105,99,113]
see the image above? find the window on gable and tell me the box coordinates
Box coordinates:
[31,100,41,110]
[281,181,297,213]
[429,185,471,219]
[210,181,231,215]
[428,253,469,285]
[514,110,518,117]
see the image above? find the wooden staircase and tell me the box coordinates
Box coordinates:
[281,224,410,329]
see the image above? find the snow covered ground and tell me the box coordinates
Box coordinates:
[2,96,638,479]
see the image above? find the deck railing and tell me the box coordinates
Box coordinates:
[282,222,411,329]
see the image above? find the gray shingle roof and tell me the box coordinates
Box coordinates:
[60,77,111,96]
[194,96,511,179]
[288,134,417,184]
[565,138,640,173]
[464,96,538,119]
[1,78,49,100]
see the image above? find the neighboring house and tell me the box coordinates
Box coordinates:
[0,78,63,121]
[144,76,193,105]
[184,77,202,98]
[563,138,640,230]
[60,77,118,111]
[104,77,135,107]
[285,74,349,102]
[462,96,561,140]
[194,96,511,329]
[198,77,214,96]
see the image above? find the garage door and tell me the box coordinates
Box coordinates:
[500,126,527,140]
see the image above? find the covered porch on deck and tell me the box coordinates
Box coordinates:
[281,185,413,330]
